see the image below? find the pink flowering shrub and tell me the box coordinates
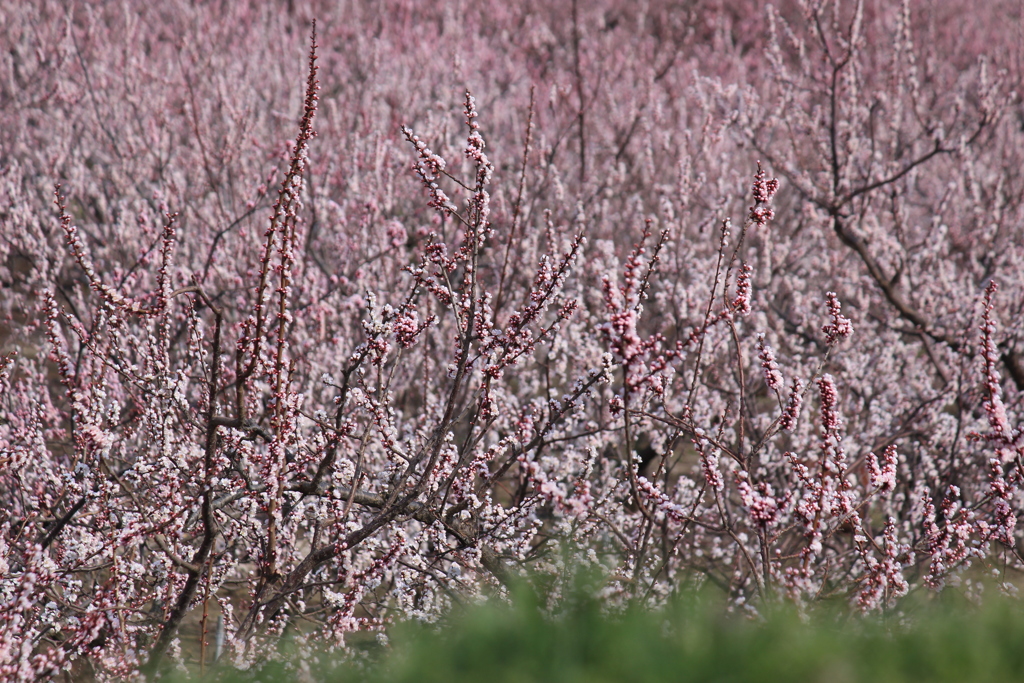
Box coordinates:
[1,0,1023,678]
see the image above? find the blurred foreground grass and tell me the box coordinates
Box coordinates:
[205,585,1024,683]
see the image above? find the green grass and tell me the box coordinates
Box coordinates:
[205,585,1024,683]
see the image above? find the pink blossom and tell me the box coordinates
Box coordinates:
[757,333,783,392]
[821,292,853,345]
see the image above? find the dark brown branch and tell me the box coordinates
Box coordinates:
[37,496,86,550]
[237,487,517,641]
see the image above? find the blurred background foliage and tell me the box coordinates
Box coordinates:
[199,573,1024,683]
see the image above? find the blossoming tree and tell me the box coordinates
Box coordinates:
[0,0,1022,678]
